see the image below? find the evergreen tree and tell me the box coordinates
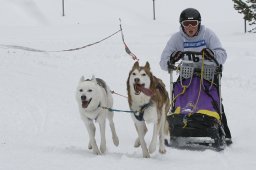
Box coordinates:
[233,0,256,33]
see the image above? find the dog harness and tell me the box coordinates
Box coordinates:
[134,101,153,121]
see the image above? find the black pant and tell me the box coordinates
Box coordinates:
[214,75,232,139]
[221,105,232,138]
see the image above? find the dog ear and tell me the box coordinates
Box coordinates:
[91,75,97,83]
[80,76,85,82]
[132,61,139,69]
[145,61,150,70]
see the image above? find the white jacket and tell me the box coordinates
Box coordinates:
[160,25,227,71]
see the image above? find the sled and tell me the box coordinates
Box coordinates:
[166,51,226,151]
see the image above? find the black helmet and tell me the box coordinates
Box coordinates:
[179,8,201,23]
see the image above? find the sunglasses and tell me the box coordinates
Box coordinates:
[181,20,199,27]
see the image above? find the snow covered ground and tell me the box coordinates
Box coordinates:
[0,0,256,169]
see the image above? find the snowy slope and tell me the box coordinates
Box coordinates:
[0,0,256,170]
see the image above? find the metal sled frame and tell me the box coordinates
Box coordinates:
[167,51,225,150]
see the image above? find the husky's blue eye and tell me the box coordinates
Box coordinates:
[88,89,92,92]
[132,72,136,75]
[142,73,146,76]
[79,89,83,92]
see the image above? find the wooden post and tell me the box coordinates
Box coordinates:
[244,18,247,33]
[153,0,156,20]
[62,0,65,16]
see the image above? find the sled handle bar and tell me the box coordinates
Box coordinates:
[168,51,221,73]
[180,51,220,66]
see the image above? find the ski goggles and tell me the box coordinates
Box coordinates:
[181,20,199,27]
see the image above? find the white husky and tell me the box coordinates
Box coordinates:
[76,75,119,155]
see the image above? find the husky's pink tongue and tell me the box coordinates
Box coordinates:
[136,85,154,96]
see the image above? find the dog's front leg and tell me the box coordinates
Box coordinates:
[98,118,106,154]
[86,121,101,155]
[149,123,157,154]
[134,123,147,148]
[159,113,167,154]
[107,111,119,146]
[136,122,150,158]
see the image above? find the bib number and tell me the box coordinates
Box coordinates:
[184,53,201,62]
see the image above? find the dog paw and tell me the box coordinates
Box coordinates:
[134,138,140,148]
[159,147,166,154]
[149,143,156,154]
[113,136,119,146]
[143,152,150,158]
[100,145,106,154]
[88,142,92,150]
[93,148,101,155]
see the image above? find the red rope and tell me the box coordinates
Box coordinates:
[111,90,128,98]
[119,19,139,62]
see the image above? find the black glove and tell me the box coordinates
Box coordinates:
[169,51,182,64]
[201,48,214,60]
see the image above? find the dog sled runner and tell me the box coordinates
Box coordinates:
[166,51,230,151]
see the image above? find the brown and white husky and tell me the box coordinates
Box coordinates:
[127,61,170,158]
